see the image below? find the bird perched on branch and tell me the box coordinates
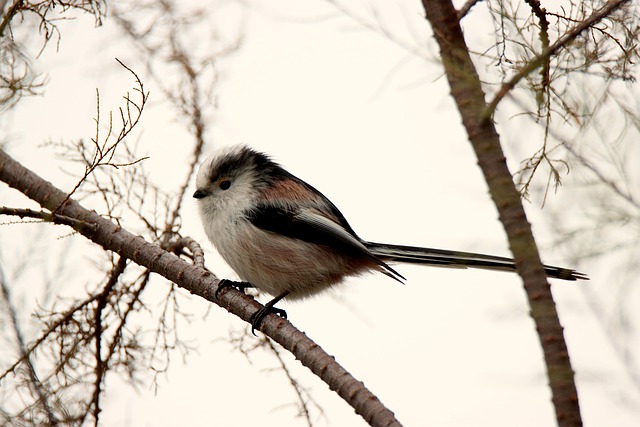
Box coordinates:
[193,145,587,331]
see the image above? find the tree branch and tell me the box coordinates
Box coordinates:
[0,206,96,232]
[0,148,402,427]
[422,0,581,425]
[92,255,128,426]
[484,0,630,119]
[0,0,23,38]
[457,0,483,20]
[0,266,58,425]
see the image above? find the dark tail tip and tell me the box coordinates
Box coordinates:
[546,267,589,281]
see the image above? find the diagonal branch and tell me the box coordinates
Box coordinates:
[422,0,582,425]
[457,0,483,20]
[0,148,402,427]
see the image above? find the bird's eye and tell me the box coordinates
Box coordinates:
[218,179,231,190]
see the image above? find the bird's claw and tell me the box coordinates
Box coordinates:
[250,305,287,335]
[215,279,253,300]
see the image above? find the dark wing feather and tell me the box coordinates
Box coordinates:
[245,205,405,282]
[367,242,588,281]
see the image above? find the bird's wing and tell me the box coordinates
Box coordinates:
[245,204,404,282]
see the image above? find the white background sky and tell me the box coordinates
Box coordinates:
[2,1,639,426]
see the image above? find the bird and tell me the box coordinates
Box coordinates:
[193,145,587,331]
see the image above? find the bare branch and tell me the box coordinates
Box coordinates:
[524,0,550,108]
[0,287,97,383]
[0,266,58,425]
[0,0,23,38]
[422,0,581,424]
[52,59,149,214]
[0,206,97,232]
[168,236,206,269]
[111,1,244,246]
[0,148,403,427]
[92,255,128,426]
[457,0,483,20]
[0,1,107,109]
[264,337,322,427]
[484,0,631,119]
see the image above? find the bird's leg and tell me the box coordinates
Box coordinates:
[250,291,290,335]
[215,279,254,300]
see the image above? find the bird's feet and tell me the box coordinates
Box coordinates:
[215,279,254,300]
[249,291,290,335]
[250,305,287,335]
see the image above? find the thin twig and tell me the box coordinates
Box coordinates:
[457,0,483,20]
[92,256,128,426]
[484,0,630,119]
[264,337,321,427]
[324,0,430,60]
[0,267,59,425]
[52,59,149,214]
[0,291,99,382]
[0,206,97,232]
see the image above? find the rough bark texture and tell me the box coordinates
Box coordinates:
[0,148,402,427]
[421,1,581,425]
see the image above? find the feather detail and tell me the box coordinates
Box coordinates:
[366,242,588,281]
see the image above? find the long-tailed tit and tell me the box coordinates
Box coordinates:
[193,145,587,330]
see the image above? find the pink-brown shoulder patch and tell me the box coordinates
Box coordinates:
[262,179,311,202]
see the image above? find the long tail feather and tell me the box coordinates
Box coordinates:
[366,242,588,281]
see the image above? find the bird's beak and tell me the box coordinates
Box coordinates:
[193,189,207,199]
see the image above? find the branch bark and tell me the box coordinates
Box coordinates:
[422,1,581,425]
[0,148,402,427]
